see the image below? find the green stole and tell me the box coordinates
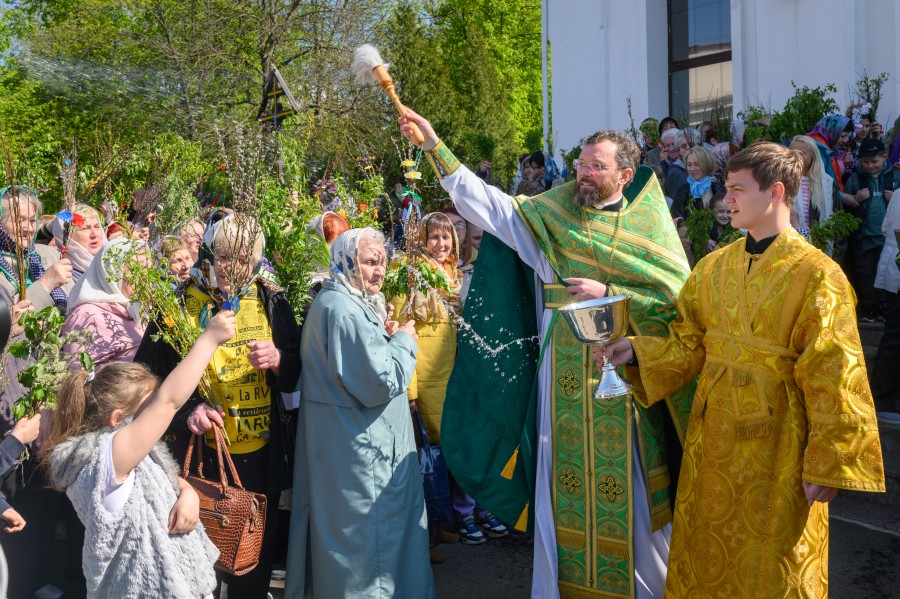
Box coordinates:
[443,166,694,599]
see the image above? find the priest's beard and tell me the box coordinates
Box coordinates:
[573,176,619,207]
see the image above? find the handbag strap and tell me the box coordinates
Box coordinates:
[182,432,207,478]
[211,426,246,490]
[182,427,246,492]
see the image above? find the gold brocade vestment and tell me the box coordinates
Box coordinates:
[629,229,885,598]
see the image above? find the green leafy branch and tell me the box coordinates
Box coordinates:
[715,224,745,249]
[685,206,716,260]
[810,211,860,253]
[7,306,93,421]
[382,258,451,301]
[257,184,329,324]
[768,83,839,143]
[854,70,889,120]
[105,243,201,357]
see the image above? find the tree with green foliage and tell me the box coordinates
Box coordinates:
[768,83,840,144]
[381,0,542,187]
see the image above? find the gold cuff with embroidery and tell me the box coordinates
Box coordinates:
[424,140,461,179]
[542,283,572,309]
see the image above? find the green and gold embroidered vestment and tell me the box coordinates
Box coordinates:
[438,140,695,598]
[511,170,693,598]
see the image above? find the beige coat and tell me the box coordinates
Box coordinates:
[0,243,75,310]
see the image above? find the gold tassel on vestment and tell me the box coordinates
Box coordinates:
[596,541,629,560]
[514,503,529,532]
[736,418,773,439]
[500,446,519,480]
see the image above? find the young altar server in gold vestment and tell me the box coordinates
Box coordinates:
[598,142,885,598]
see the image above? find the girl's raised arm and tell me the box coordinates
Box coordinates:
[111,311,236,482]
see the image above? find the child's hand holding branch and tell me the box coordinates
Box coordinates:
[111,310,235,483]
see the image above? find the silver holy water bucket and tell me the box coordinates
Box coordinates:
[558,294,632,399]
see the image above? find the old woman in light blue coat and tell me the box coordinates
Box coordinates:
[286,228,435,598]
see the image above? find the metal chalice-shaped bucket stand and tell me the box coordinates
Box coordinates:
[558,294,632,399]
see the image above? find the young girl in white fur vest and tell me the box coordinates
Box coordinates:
[45,310,236,599]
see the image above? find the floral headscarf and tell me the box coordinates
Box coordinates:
[807,114,851,149]
[329,228,388,322]
[807,114,852,190]
[51,204,107,276]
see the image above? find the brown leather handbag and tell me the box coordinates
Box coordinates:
[182,426,267,575]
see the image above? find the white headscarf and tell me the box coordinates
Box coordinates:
[329,228,388,322]
[51,207,107,275]
[67,237,146,323]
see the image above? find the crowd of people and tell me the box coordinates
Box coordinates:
[0,97,894,599]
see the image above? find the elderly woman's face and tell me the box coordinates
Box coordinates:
[213,246,254,295]
[169,249,193,282]
[70,215,104,255]
[664,138,679,160]
[1,199,36,248]
[357,236,386,295]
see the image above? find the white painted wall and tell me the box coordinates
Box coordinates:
[732,0,900,128]
[547,0,900,161]
[546,0,668,158]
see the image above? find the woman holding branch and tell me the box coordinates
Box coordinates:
[51,204,107,283]
[135,214,301,598]
[0,186,73,311]
[0,186,78,595]
[287,227,433,598]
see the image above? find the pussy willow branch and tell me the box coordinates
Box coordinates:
[0,127,29,301]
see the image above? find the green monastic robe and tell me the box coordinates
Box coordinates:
[439,145,695,598]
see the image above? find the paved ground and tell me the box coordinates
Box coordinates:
[421,491,900,598]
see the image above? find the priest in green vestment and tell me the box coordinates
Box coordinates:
[401,111,695,599]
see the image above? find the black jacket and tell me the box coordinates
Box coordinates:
[133,280,302,493]
[670,178,725,220]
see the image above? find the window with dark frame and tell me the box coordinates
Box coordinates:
[668,0,733,128]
